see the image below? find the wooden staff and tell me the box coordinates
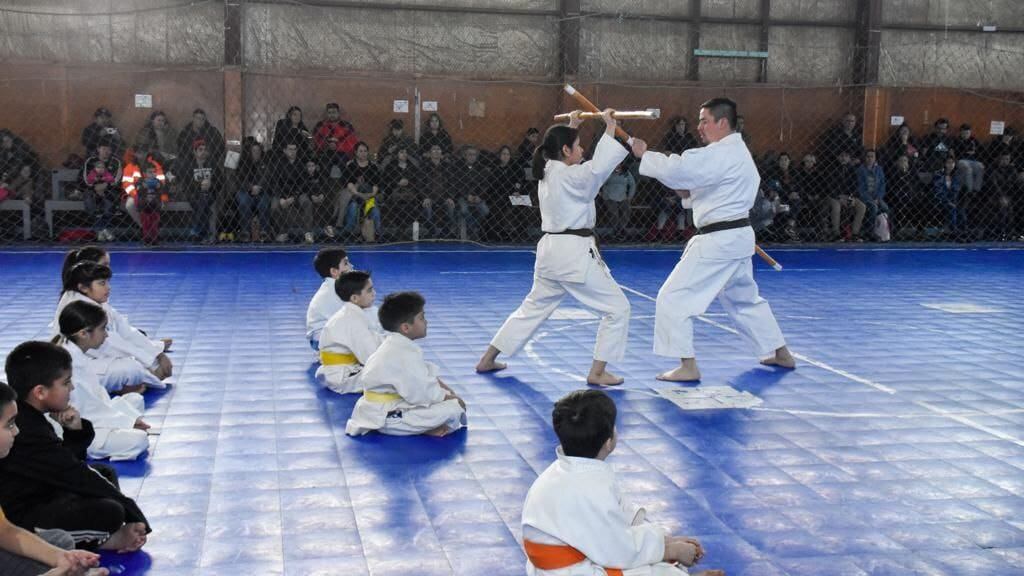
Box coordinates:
[553,110,660,122]
[563,84,783,271]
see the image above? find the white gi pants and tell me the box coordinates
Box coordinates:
[346,398,466,436]
[315,363,363,395]
[88,428,150,461]
[491,254,630,363]
[655,236,785,359]
[94,356,162,393]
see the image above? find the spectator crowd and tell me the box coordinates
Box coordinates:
[1,104,1023,244]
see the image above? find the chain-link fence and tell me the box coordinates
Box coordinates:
[1,1,1022,245]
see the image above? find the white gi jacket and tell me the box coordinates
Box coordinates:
[639,132,758,259]
[315,302,383,394]
[522,448,668,575]
[306,278,383,345]
[63,341,147,460]
[535,133,628,283]
[345,333,464,436]
[53,291,164,367]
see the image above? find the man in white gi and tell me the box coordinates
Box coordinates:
[315,271,383,394]
[345,291,466,437]
[476,109,634,386]
[522,390,722,576]
[633,98,794,381]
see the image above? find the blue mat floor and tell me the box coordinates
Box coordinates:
[0,245,1022,576]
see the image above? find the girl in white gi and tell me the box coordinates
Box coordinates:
[346,291,466,437]
[315,271,383,394]
[633,98,794,381]
[54,263,165,393]
[59,247,173,382]
[53,301,150,461]
[522,390,722,576]
[477,109,636,386]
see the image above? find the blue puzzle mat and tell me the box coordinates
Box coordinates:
[0,245,1022,575]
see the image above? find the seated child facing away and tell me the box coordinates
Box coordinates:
[54,301,150,461]
[60,247,173,382]
[0,382,109,576]
[521,390,722,576]
[345,291,466,437]
[315,271,383,394]
[54,262,165,393]
[0,341,150,553]
[306,247,383,352]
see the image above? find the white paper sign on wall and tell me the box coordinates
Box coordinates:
[890,115,904,126]
[990,121,1005,135]
[135,94,153,108]
[423,101,438,112]
[393,100,409,113]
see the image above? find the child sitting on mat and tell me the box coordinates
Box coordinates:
[345,291,466,437]
[315,271,383,394]
[521,389,722,576]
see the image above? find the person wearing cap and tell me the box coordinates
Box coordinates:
[953,123,985,195]
[80,137,123,242]
[81,108,123,158]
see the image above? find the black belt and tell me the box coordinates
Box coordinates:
[695,218,750,235]
[547,228,594,238]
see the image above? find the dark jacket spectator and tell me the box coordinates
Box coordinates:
[134,110,178,163]
[420,146,452,203]
[886,155,920,228]
[985,129,1020,168]
[516,128,540,172]
[419,113,453,158]
[273,106,312,153]
[660,117,699,154]
[882,123,920,169]
[176,109,225,165]
[237,139,269,195]
[819,114,862,169]
[829,152,858,199]
[272,146,307,200]
[378,119,415,166]
[953,125,982,162]
[0,129,41,179]
[452,147,489,201]
[384,147,418,199]
[920,118,954,172]
[81,108,124,158]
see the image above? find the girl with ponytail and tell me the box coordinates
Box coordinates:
[54,300,150,461]
[53,261,166,393]
[478,109,643,386]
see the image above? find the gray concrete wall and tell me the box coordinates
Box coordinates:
[0,0,222,66]
[1,0,1023,90]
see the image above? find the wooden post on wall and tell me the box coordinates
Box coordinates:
[857,0,884,148]
[223,1,243,148]
[688,0,702,82]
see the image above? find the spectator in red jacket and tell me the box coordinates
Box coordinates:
[313,102,359,174]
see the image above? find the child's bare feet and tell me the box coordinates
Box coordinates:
[425,424,451,437]
[475,346,507,373]
[656,359,700,382]
[100,523,146,553]
[760,345,796,369]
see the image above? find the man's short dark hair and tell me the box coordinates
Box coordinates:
[378,291,425,333]
[326,103,340,111]
[700,97,738,131]
[552,390,617,458]
[313,248,347,278]
[335,271,371,302]
[5,341,72,401]
[0,381,15,407]
[388,119,404,131]
[935,118,949,127]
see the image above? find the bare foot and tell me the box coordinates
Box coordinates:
[760,346,796,369]
[656,364,700,382]
[100,525,141,553]
[424,424,451,437]
[475,359,507,373]
[587,370,624,386]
